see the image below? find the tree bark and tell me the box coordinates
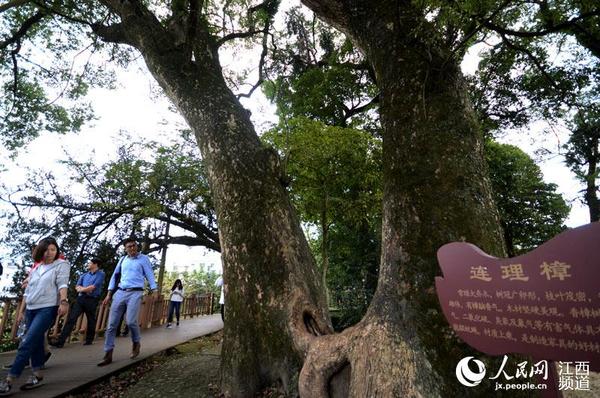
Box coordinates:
[93,2,331,396]
[321,194,330,305]
[585,139,599,222]
[157,218,170,295]
[300,1,507,396]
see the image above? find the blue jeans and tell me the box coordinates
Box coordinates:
[167,301,181,323]
[10,306,58,377]
[104,290,143,352]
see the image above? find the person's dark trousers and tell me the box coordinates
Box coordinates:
[220,304,224,322]
[167,301,182,324]
[57,295,99,345]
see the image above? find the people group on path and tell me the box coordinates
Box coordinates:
[0,236,220,396]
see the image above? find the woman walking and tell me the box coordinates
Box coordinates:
[166,279,184,328]
[0,237,70,395]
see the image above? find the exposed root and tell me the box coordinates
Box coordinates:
[299,332,351,398]
[289,291,333,356]
[298,319,442,398]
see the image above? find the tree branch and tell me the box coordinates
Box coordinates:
[0,11,45,50]
[343,94,379,121]
[9,40,20,97]
[31,0,95,26]
[91,22,131,45]
[162,207,219,242]
[216,28,262,47]
[217,0,279,48]
[301,0,349,34]
[498,33,562,94]
[66,159,107,204]
[0,0,30,14]
[480,9,600,39]
[236,27,269,99]
[148,234,220,252]
[233,0,280,98]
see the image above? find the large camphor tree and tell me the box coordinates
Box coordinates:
[1,1,596,397]
[2,1,330,396]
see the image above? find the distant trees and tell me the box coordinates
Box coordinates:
[0,133,219,296]
[162,265,220,299]
[263,118,380,305]
[464,0,599,225]
[486,140,570,256]
[0,133,218,262]
[564,109,600,222]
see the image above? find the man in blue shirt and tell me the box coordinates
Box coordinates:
[98,238,157,366]
[50,258,105,348]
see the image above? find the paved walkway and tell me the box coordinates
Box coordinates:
[0,314,223,398]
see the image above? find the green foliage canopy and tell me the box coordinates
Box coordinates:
[485,140,570,257]
[564,108,600,221]
[263,117,381,231]
[0,133,219,282]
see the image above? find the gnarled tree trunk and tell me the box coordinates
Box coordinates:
[93,1,331,396]
[93,0,514,396]
[299,1,507,396]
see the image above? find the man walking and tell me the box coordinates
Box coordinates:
[50,258,105,347]
[98,238,157,366]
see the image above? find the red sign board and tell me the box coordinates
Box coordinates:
[435,222,600,370]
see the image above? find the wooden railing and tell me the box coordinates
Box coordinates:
[0,293,214,346]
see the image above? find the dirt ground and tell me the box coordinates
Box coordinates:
[64,332,224,398]
[64,333,598,397]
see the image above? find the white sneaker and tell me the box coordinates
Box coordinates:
[166,323,172,328]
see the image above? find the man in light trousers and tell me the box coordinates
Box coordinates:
[98,238,157,366]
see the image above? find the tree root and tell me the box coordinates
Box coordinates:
[298,318,442,398]
[289,291,333,355]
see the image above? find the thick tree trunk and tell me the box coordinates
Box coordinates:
[93,3,331,396]
[151,49,330,398]
[151,46,331,398]
[585,140,599,222]
[321,200,330,305]
[300,1,507,396]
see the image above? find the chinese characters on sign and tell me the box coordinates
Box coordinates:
[436,222,600,379]
[470,261,572,283]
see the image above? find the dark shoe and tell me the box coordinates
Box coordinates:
[48,340,63,348]
[20,375,43,391]
[130,342,140,359]
[97,350,113,367]
[0,379,12,396]
[83,341,93,346]
[44,352,52,364]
